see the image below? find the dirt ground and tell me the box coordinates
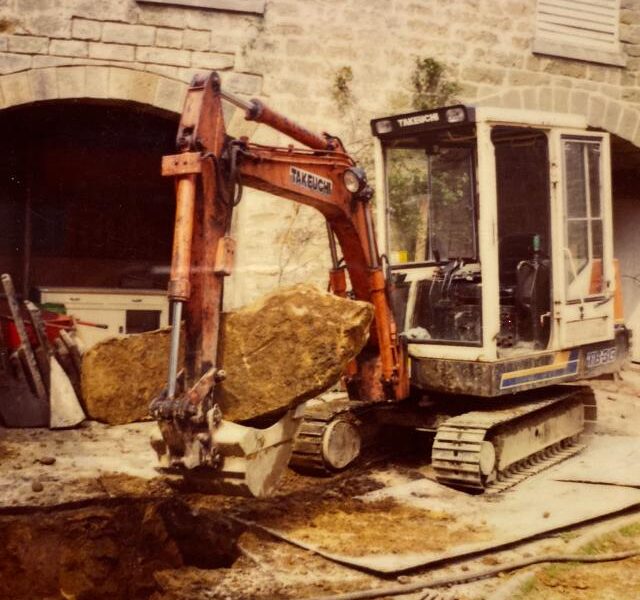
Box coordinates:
[0,364,639,600]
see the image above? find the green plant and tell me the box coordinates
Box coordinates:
[331,66,354,116]
[410,57,460,110]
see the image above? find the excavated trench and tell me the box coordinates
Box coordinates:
[0,495,244,600]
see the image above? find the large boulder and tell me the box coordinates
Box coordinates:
[217,283,373,421]
[81,284,373,425]
[81,328,182,425]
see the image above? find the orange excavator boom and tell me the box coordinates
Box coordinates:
[149,71,407,496]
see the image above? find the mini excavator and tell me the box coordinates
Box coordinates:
[150,71,629,497]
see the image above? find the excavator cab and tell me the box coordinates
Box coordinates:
[372,106,628,398]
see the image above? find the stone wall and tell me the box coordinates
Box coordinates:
[0,0,639,308]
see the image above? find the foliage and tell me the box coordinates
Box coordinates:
[387,57,464,261]
[331,66,355,117]
[410,57,461,110]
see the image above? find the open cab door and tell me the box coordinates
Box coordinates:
[550,130,615,349]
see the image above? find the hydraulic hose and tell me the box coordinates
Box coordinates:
[306,549,640,600]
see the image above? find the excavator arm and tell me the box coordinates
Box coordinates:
[150,72,407,496]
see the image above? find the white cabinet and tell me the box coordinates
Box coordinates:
[38,287,169,349]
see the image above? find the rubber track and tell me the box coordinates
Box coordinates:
[289,400,355,474]
[432,386,596,492]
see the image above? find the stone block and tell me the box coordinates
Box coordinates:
[136,46,190,67]
[0,70,31,106]
[8,34,48,54]
[153,76,187,113]
[89,41,135,62]
[599,83,620,100]
[102,22,155,47]
[587,64,608,83]
[183,29,209,51]
[501,89,522,109]
[632,123,640,148]
[223,71,262,95]
[624,42,640,57]
[50,39,89,58]
[476,94,503,108]
[69,0,132,20]
[622,87,640,103]
[620,24,640,45]
[109,67,159,105]
[56,66,86,98]
[621,71,637,87]
[155,27,183,49]
[21,13,70,38]
[0,52,31,75]
[71,18,102,41]
[604,101,622,132]
[619,108,639,140]
[32,55,71,68]
[522,87,538,110]
[539,87,553,111]
[136,4,187,29]
[569,90,589,115]
[28,67,58,101]
[621,8,640,25]
[85,65,111,99]
[507,70,551,87]
[460,65,505,86]
[553,87,570,113]
[588,96,606,128]
[145,63,180,79]
[625,57,640,71]
[543,60,587,79]
[190,50,234,70]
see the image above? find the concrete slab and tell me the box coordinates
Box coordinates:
[551,434,640,488]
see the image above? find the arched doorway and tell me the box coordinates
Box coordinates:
[0,101,177,294]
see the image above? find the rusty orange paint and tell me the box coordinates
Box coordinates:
[168,174,196,302]
[163,71,410,406]
[614,258,624,323]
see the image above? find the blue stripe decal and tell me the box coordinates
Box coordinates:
[501,361,579,389]
[499,349,581,390]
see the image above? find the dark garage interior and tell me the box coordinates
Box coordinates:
[0,101,177,298]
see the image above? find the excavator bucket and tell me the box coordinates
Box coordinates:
[151,396,306,497]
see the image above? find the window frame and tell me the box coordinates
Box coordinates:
[562,136,605,301]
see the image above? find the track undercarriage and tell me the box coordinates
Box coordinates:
[290,385,597,494]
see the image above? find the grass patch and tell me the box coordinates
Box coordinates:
[619,521,640,537]
[511,520,640,599]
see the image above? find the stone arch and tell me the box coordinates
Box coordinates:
[0,65,187,115]
[476,85,640,147]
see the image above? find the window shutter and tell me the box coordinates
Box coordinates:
[534,0,625,66]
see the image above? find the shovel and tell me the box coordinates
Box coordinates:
[24,300,85,429]
[0,274,49,427]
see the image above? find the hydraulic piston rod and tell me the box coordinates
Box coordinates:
[220,89,335,152]
[166,173,197,399]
